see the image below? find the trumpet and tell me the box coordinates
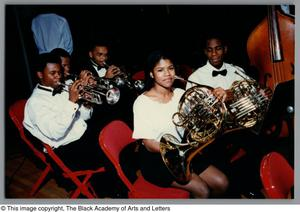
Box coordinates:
[57,81,120,105]
[95,63,145,91]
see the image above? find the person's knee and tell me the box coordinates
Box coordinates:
[180,176,210,198]
[212,174,229,194]
[192,181,210,198]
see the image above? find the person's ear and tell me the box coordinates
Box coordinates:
[223,46,228,54]
[37,71,43,80]
[204,48,208,57]
[88,51,92,58]
[150,72,154,78]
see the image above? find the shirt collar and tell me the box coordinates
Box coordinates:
[90,59,107,71]
[206,61,226,71]
[37,84,54,93]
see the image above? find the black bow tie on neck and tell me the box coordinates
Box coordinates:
[212,69,227,77]
[52,85,64,96]
[37,84,62,96]
[96,65,106,71]
[90,59,107,71]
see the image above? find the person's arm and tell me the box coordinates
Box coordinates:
[104,65,121,78]
[142,139,160,153]
[68,79,82,103]
[213,87,227,102]
[132,96,160,149]
[26,96,80,141]
[79,104,93,120]
[78,69,96,110]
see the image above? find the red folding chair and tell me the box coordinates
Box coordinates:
[99,120,190,198]
[9,99,106,198]
[42,144,106,198]
[260,151,294,198]
[9,99,52,197]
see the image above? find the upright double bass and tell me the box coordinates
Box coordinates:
[247,6,295,138]
[247,5,294,91]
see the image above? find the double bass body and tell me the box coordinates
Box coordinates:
[247,6,294,91]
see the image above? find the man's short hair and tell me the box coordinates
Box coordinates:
[51,48,71,58]
[35,52,61,72]
[203,31,228,48]
[88,39,112,52]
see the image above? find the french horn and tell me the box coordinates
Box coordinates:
[160,74,272,184]
[160,85,226,184]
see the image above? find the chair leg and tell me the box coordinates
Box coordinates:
[70,182,98,198]
[230,148,247,163]
[29,165,52,197]
[69,174,96,198]
[87,182,98,198]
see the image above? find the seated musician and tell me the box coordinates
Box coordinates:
[132,50,228,198]
[50,48,73,85]
[83,39,121,79]
[186,32,271,197]
[23,52,112,194]
[79,39,137,129]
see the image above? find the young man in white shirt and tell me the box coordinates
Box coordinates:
[86,41,121,79]
[186,34,270,198]
[23,53,111,193]
[186,35,247,101]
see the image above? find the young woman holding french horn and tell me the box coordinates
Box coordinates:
[132,50,229,198]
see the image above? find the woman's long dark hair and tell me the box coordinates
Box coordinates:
[144,50,176,91]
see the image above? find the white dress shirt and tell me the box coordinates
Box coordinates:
[89,59,107,77]
[186,61,247,90]
[92,65,107,78]
[31,13,73,55]
[23,84,92,148]
[132,88,185,142]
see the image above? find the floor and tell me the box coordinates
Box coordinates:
[5,152,69,198]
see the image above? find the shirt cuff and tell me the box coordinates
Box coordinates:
[63,100,79,117]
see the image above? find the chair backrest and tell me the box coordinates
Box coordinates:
[260,151,294,198]
[8,99,27,131]
[9,99,47,163]
[99,120,136,191]
[132,71,145,81]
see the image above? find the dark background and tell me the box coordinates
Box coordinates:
[4,4,275,156]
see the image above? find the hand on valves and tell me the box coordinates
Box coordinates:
[68,70,97,105]
[104,65,121,78]
[213,87,227,102]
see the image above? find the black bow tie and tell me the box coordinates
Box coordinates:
[90,59,107,71]
[52,88,63,96]
[96,65,106,71]
[212,69,227,77]
[37,84,62,96]
[52,85,64,96]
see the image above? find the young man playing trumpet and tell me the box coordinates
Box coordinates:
[23,52,112,195]
[80,39,137,129]
[85,40,121,79]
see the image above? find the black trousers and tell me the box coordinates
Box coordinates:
[25,127,119,196]
[24,126,107,171]
[203,129,268,168]
[90,86,136,130]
